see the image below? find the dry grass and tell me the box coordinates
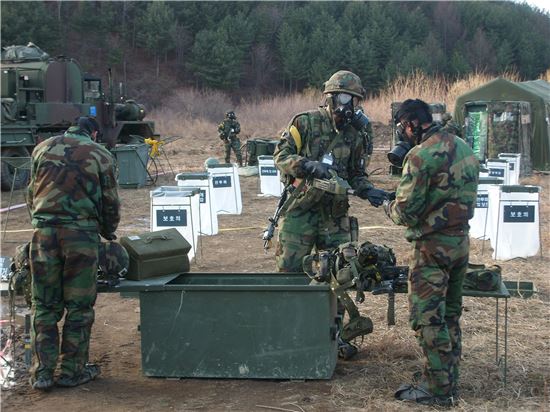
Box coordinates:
[150,71,522,147]
[149,89,321,143]
[367,71,522,124]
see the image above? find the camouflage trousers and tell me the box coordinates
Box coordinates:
[409,234,469,396]
[276,206,351,272]
[29,227,99,381]
[224,137,243,166]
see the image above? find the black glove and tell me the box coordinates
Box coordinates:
[357,187,389,207]
[387,191,396,201]
[102,233,117,241]
[302,160,334,179]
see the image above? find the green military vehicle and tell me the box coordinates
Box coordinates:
[1,43,155,190]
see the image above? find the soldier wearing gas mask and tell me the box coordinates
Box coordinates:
[273,70,389,358]
[384,99,479,406]
[218,111,242,166]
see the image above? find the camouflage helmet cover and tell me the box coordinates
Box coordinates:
[98,242,129,277]
[323,71,366,99]
[225,111,236,119]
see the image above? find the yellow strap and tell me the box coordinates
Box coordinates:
[289,125,302,154]
[144,137,163,158]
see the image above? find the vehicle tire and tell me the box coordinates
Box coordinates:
[1,147,31,191]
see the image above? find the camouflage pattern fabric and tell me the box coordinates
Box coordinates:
[218,118,242,165]
[409,234,469,396]
[276,208,351,272]
[27,126,120,237]
[387,124,479,241]
[274,108,373,271]
[9,242,32,307]
[27,127,120,383]
[487,101,520,158]
[323,70,366,98]
[386,124,479,397]
[30,227,99,381]
[224,138,242,165]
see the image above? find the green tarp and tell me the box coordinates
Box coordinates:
[454,78,550,172]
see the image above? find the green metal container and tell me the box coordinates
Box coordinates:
[246,138,279,166]
[124,272,338,379]
[112,143,149,188]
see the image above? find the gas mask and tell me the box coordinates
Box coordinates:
[332,93,355,124]
[332,93,372,131]
[387,122,413,167]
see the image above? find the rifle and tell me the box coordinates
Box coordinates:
[222,128,235,143]
[355,263,408,326]
[262,185,291,251]
[312,169,355,195]
[262,170,361,252]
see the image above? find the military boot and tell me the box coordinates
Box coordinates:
[30,375,54,391]
[395,381,456,407]
[337,337,358,360]
[56,363,100,388]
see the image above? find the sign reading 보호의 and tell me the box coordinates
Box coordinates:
[156,209,187,227]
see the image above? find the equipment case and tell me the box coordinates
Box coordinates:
[120,228,191,280]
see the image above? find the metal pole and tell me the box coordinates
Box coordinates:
[504,297,508,386]
[2,168,18,241]
[495,298,499,364]
[493,190,502,259]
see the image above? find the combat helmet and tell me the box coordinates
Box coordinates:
[98,242,129,278]
[225,111,236,119]
[323,71,366,99]
[204,157,220,169]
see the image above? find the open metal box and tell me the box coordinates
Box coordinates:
[114,272,338,380]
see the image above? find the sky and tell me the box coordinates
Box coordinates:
[520,0,550,13]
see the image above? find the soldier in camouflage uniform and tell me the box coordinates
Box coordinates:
[274,71,388,357]
[218,111,243,166]
[27,116,120,390]
[383,99,479,405]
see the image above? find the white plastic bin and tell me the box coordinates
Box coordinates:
[175,172,218,236]
[486,159,510,185]
[150,187,201,261]
[207,163,242,215]
[258,155,284,197]
[469,177,504,239]
[479,165,490,178]
[498,153,521,185]
[487,185,540,260]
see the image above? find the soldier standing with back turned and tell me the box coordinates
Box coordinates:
[384,99,479,406]
[218,111,243,166]
[27,116,120,390]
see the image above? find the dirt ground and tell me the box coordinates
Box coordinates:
[1,124,549,411]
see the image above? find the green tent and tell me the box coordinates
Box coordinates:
[454,78,550,173]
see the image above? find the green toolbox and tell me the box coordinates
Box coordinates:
[120,228,191,280]
[116,272,338,379]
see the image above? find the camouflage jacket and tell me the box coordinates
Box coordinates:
[27,127,120,237]
[274,107,373,211]
[388,124,479,241]
[217,119,241,140]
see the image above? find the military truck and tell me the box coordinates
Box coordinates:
[1,43,155,190]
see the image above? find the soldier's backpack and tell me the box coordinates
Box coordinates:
[8,241,131,304]
[9,242,32,308]
[463,263,501,291]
